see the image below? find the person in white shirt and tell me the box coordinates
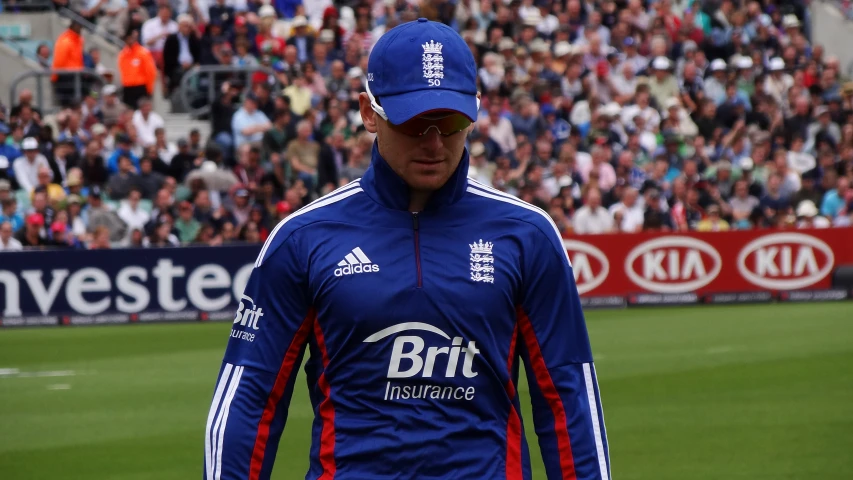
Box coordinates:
[573,187,615,234]
[117,187,150,246]
[0,221,22,251]
[13,137,50,192]
[484,103,516,155]
[608,186,645,232]
[132,97,165,146]
[620,89,661,133]
[141,4,178,68]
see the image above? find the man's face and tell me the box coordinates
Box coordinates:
[362,95,471,193]
[37,168,51,186]
[0,222,11,241]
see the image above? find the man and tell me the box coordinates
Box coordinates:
[13,137,50,192]
[131,97,165,146]
[15,213,46,248]
[140,4,178,71]
[0,220,22,251]
[231,94,272,150]
[284,119,320,192]
[204,18,610,480]
[118,30,158,110]
[51,20,86,107]
[573,187,615,234]
[163,14,201,94]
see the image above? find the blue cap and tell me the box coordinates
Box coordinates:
[366,18,479,124]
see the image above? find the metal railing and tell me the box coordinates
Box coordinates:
[9,68,106,113]
[56,6,124,48]
[178,65,283,118]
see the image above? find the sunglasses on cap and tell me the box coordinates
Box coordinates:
[365,81,477,137]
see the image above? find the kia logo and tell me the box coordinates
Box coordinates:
[736,233,834,290]
[625,237,722,293]
[563,240,609,295]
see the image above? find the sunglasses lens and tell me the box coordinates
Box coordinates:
[391,113,472,137]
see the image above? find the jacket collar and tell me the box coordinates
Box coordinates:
[360,141,470,212]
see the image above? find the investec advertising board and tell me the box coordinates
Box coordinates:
[0,246,260,326]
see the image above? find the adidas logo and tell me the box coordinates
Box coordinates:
[334,247,380,277]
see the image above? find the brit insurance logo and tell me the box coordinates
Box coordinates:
[363,322,480,402]
[230,295,264,343]
[422,39,444,87]
[470,239,494,283]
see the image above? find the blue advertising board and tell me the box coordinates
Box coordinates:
[0,245,261,327]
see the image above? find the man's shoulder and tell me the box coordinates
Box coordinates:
[255,180,366,267]
[464,179,563,240]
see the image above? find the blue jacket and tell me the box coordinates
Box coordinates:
[205,142,611,480]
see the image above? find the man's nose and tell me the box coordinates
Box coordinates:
[420,127,443,151]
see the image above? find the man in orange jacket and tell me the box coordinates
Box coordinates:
[51,20,86,107]
[117,29,158,109]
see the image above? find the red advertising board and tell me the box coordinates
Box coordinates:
[564,227,853,297]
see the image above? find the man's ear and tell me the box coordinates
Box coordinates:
[359,92,378,134]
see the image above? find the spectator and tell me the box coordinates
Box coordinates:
[88,225,112,249]
[163,14,202,94]
[107,154,138,200]
[0,197,23,232]
[143,217,180,247]
[285,119,320,192]
[36,43,51,69]
[0,220,22,251]
[13,138,50,193]
[174,200,201,243]
[117,187,150,245]
[572,187,614,234]
[87,186,127,243]
[231,95,272,150]
[608,186,644,233]
[15,213,47,248]
[697,204,730,231]
[820,176,850,221]
[132,97,165,147]
[141,4,178,71]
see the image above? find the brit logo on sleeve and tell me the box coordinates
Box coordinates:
[469,239,494,283]
[422,40,444,87]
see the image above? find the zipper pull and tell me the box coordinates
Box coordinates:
[412,212,419,231]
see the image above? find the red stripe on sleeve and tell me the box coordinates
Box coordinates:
[517,307,577,480]
[505,322,523,480]
[248,308,315,480]
[313,317,337,479]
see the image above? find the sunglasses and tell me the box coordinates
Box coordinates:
[365,81,477,137]
[386,112,473,137]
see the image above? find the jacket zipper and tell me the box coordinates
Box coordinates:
[412,213,423,288]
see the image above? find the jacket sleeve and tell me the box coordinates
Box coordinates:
[144,49,157,95]
[204,232,314,480]
[518,225,611,480]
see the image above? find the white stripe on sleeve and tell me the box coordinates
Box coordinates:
[583,363,609,480]
[205,363,234,480]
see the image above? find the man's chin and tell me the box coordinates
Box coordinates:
[404,172,451,192]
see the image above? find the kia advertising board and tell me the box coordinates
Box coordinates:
[564,227,853,299]
[0,245,261,326]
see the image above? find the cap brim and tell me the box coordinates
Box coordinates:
[380,89,478,125]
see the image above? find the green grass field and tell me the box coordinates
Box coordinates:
[1,303,852,479]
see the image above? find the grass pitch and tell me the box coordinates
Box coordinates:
[0,303,851,479]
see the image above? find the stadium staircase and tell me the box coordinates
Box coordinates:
[0,9,206,143]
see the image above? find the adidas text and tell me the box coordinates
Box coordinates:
[334,264,380,276]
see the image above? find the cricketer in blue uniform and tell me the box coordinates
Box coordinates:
[204,18,610,480]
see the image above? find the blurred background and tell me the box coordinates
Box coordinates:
[0,0,851,479]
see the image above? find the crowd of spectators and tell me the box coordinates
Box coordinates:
[1,0,853,252]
